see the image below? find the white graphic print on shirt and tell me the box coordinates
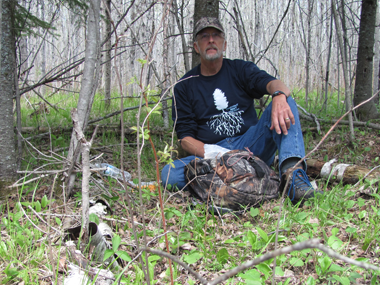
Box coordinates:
[206,88,244,137]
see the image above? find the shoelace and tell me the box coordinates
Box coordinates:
[287,169,313,201]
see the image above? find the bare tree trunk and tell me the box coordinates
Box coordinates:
[173,0,190,73]
[104,0,111,108]
[253,0,261,60]
[234,7,246,60]
[14,61,22,170]
[18,1,28,83]
[332,0,355,140]
[192,0,219,68]
[66,0,101,196]
[161,7,170,129]
[71,109,97,244]
[323,6,334,112]
[337,33,340,110]
[0,0,17,184]
[40,0,46,96]
[373,6,380,104]
[305,0,314,109]
[353,0,379,120]
[0,0,2,83]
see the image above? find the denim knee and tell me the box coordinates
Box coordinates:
[161,156,197,190]
[161,164,171,187]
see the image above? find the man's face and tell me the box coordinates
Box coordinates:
[194,27,226,61]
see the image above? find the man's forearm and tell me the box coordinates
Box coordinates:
[266,79,291,97]
[180,136,205,157]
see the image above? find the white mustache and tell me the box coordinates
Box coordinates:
[206,45,218,51]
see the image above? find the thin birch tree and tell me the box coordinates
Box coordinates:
[66,0,101,196]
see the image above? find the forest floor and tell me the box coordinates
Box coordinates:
[1,119,380,284]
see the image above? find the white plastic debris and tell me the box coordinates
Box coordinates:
[89,203,107,216]
[98,222,113,238]
[91,162,156,187]
[64,264,90,285]
[93,163,132,181]
[64,264,114,285]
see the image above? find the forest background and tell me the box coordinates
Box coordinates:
[1,0,380,284]
[1,0,380,180]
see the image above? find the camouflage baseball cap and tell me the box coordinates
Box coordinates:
[194,17,224,39]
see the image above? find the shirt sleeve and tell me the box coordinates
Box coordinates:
[172,79,198,140]
[240,61,277,99]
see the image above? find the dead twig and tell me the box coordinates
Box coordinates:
[8,174,50,188]
[19,202,48,235]
[353,165,380,187]
[27,205,61,234]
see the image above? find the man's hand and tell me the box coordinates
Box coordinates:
[270,95,295,135]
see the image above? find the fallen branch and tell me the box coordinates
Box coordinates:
[134,239,380,285]
[209,239,380,285]
[306,158,380,184]
[299,112,380,130]
[143,247,208,285]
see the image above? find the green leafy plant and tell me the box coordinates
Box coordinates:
[103,235,131,265]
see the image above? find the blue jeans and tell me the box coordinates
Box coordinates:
[161,97,305,190]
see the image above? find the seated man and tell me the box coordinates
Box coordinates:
[161,17,322,203]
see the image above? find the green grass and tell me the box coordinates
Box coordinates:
[20,90,171,179]
[1,88,379,284]
[22,90,167,128]
[2,179,380,284]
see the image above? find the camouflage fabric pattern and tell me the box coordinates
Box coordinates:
[194,17,224,38]
[185,149,280,210]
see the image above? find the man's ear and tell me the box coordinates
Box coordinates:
[223,40,227,51]
[193,41,200,54]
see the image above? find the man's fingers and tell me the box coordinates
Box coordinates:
[271,103,294,134]
[279,118,288,135]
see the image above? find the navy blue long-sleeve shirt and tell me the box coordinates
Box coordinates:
[173,59,276,144]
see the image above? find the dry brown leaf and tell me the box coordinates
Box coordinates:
[180,243,192,250]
